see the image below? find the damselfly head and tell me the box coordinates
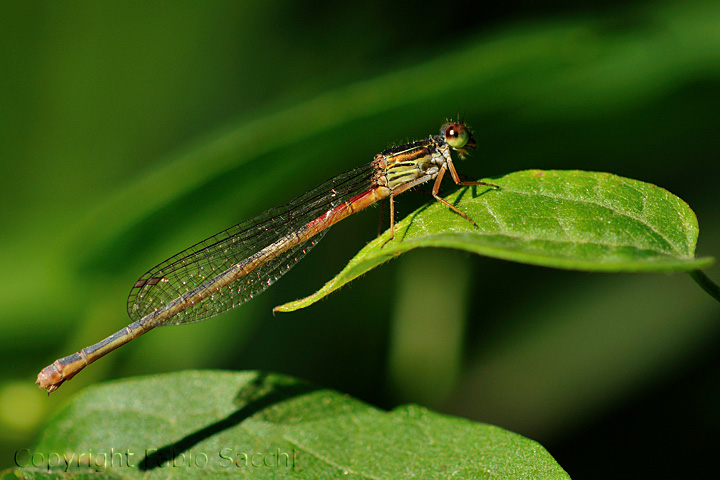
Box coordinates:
[441,122,476,158]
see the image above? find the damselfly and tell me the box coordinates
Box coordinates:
[37,121,497,392]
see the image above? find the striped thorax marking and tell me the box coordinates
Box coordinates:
[374,137,450,191]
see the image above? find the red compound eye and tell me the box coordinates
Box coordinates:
[443,122,470,149]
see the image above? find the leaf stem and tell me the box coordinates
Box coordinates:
[689,270,720,303]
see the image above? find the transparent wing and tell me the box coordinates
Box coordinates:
[127,162,375,325]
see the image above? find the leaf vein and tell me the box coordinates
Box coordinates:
[499,187,685,257]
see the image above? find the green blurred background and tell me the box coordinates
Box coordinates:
[2,0,719,477]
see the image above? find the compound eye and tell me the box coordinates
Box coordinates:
[443,122,470,149]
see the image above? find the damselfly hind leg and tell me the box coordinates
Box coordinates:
[381,195,397,248]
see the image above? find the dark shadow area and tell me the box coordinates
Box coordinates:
[454,182,500,204]
[138,372,320,471]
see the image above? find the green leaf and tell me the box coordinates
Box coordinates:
[276,170,713,312]
[14,371,568,479]
[1,470,120,480]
